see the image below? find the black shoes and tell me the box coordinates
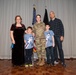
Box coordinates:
[61,62,66,67]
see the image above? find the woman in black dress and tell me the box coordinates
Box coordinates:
[10,15,26,65]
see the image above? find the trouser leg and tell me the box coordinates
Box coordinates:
[50,46,54,65]
[25,49,29,64]
[56,36,65,63]
[54,36,58,61]
[46,47,51,64]
[28,48,33,64]
[35,38,46,66]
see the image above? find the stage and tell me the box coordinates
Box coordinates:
[0,59,76,75]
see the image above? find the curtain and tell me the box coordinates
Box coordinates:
[0,0,76,59]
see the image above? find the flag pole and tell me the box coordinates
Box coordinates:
[33,4,36,8]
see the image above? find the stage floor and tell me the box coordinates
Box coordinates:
[0,59,76,75]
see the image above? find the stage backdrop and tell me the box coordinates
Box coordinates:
[0,0,76,59]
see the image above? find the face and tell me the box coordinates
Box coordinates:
[27,28,32,33]
[50,11,55,19]
[16,17,22,24]
[36,16,41,22]
[46,25,50,30]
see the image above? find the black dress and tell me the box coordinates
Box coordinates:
[10,24,26,65]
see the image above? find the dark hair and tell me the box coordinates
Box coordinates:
[15,15,22,24]
[45,24,50,27]
[27,26,32,30]
[36,14,41,18]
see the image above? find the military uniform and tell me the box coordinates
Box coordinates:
[33,22,46,66]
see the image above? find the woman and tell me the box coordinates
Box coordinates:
[10,15,26,66]
[33,14,46,66]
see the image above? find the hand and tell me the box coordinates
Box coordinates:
[32,32,35,37]
[60,36,64,41]
[25,30,27,33]
[12,40,15,44]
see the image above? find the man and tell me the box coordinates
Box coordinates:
[33,14,46,66]
[49,11,66,67]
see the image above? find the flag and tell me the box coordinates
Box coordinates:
[32,6,37,52]
[43,9,49,25]
[32,7,36,25]
[33,46,36,52]
[33,40,37,52]
[32,5,38,61]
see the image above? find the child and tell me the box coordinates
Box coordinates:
[24,26,34,67]
[44,24,55,66]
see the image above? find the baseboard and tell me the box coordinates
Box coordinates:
[0,56,76,60]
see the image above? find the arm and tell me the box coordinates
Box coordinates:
[43,22,46,30]
[22,24,26,33]
[24,34,26,44]
[59,20,64,41]
[24,40,26,44]
[32,25,35,33]
[32,25,36,36]
[10,31,15,44]
[52,36,55,47]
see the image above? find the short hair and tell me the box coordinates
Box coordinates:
[45,24,50,27]
[50,11,55,17]
[36,14,41,18]
[27,26,32,30]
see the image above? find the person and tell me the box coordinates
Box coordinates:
[10,15,26,66]
[33,14,46,66]
[44,24,55,66]
[24,26,34,67]
[49,11,66,67]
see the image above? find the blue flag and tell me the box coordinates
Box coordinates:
[32,7,36,25]
[43,9,49,25]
